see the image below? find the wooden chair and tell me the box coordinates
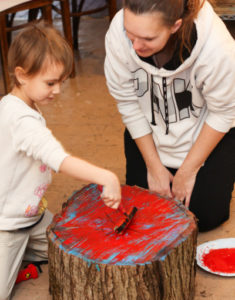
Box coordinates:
[213,0,235,21]
[53,1,74,52]
[27,1,74,56]
[0,0,53,94]
[70,0,117,49]
[15,0,117,70]
[25,1,75,76]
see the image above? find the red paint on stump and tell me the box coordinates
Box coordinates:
[202,248,235,273]
[52,184,196,265]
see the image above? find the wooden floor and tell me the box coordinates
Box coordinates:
[0,12,234,300]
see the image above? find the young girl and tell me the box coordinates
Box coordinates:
[105,0,235,232]
[0,23,121,300]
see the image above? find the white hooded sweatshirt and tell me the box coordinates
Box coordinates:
[105,1,235,169]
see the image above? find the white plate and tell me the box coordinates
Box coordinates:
[196,238,235,276]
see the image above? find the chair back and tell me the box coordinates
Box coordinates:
[0,0,53,94]
[0,0,32,12]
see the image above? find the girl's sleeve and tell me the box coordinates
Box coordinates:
[11,114,69,172]
[104,17,152,139]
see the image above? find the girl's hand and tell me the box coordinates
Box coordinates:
[60,156,121,209]
[101,173,121,209]
[147,164,174,199]
[172,166,198,208]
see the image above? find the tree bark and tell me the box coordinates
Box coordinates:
[47,184,197,300]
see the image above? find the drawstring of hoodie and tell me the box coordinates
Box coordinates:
[150,75,169,135]
[150,75,156,126]
[162,77,169,134]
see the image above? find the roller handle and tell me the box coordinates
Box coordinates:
[118,203,128,216]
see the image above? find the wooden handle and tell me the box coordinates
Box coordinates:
[118,203,129,217]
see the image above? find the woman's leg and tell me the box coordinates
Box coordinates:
[189,128,235,232]
[124,129,177,188]
[124,127,235,232]
[124,129,148,189]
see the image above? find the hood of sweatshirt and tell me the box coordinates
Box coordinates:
[120,1,214,77]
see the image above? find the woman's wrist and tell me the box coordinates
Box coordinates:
[145,154,163,168]
[134,134,163,170]
[179,124,225,175]
[178,159,201,176]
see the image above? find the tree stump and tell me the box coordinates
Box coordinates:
[47,184,197,300]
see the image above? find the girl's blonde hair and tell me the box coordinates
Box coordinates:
[123,0,211,61]
[8,22,73,86]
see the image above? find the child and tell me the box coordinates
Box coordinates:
[0,22,121,300]
[105,0,235,231]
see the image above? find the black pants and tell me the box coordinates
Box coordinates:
[124,128,235,232]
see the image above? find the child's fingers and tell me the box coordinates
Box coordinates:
[108,201,119,209]
[101,195,120,209]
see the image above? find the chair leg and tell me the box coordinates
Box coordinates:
[28,8,40,22]
[6,13,15,45]
[60,0,73,49]
[72,0,86,50]
[60,0,75,77]
[107,0,117,20]
[0,15,11,94]
[27,5,52,24]
[41,4,53,24]
[72,0,78,49]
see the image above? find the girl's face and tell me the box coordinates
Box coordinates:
[14,60,65,108]
[124,8,181,57]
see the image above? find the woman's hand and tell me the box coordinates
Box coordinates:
[147,164,174,199]
[171,124,225,208]
[172,166,198,208]
[134,134,173,198]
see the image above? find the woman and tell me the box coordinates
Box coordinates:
[104,0,235,231]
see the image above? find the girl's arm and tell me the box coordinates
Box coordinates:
[59,156,121,209]
[172,123,225,207]
[134,134,174,198]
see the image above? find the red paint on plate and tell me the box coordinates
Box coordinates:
[202,248,235,273]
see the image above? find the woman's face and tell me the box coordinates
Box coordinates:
[124,8,181,57]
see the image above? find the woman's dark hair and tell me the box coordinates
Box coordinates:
[123,0,209,60]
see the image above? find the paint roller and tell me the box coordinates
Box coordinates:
[114,203,138,235]
[98,184,137,234]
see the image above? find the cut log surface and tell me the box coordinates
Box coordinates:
[47,184,197,300]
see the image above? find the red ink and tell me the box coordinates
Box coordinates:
[202,248,235,273]
[52,184,195,265]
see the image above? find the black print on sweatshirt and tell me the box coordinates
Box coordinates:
[133,68,202,125]
[152,81,177,124]
[133,69,149,97]
[173,78,201,120]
